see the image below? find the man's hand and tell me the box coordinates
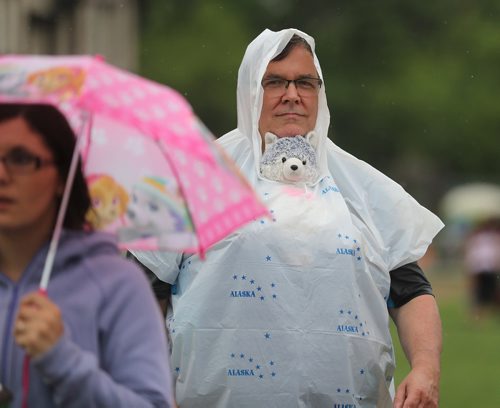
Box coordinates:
[14,292,64,357]
[393,363,440,407]
[390,294,442,408]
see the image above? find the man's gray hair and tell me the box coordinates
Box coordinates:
[271,34,313,62]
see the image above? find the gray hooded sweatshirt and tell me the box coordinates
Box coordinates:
[0,230,174,408]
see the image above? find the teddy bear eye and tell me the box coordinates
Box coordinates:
[302,160,307,165]
[282,157,287,163]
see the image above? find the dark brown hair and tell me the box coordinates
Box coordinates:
[271,34,313,62]
[0,103,91,230]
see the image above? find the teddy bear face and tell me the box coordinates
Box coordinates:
[260,132,319,184]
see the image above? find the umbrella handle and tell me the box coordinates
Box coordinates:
[21,355,30,408]
[21,289,47,408]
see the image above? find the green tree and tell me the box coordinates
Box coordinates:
[139,0,500,208]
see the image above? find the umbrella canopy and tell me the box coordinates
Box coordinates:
[0,55,268,257]
[440,182,500,222]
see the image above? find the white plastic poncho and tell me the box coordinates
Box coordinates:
[134,28,444,408]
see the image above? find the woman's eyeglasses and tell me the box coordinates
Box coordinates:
[261,76,323,96]
[0,148,54,175]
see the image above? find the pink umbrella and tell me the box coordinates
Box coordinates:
[0,55,268,287]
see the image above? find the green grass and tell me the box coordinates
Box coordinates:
[391,266,500,407]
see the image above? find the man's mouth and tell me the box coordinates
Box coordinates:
[276,112,304,117]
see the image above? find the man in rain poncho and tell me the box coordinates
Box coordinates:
[134,28,443,407]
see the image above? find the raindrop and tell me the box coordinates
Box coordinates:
[470,74,475,79]
[360,83,365,88]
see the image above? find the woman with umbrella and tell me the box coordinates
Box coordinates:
[0,103,175,407]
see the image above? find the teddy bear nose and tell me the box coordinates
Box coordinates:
[290,164,298,171]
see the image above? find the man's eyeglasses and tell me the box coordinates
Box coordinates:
[0,148,54,175]
[261,76,323,96]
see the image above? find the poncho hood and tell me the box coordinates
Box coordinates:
[236,28,330,184]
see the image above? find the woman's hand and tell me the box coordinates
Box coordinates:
[14,292,64,358]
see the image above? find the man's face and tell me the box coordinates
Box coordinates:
[258,46,319,140]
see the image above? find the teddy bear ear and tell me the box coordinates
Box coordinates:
[264,132,279,147]
[305,131,320,150]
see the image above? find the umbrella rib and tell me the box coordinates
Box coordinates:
[39,114,89,290]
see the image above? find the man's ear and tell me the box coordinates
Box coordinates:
[264,132,279,147]
[305,131,319,150]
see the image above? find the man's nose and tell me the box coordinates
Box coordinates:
[282,82,300,103]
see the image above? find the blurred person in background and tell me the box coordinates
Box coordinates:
[463,217,500,318]
[134,28,444,407]
[0,103,175,408]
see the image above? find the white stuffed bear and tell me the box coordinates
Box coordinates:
[260,131,319,184]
